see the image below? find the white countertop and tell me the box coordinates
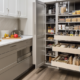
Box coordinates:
[0,35,33,47]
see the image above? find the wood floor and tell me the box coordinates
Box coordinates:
[22,68,80,80]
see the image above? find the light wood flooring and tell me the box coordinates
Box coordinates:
[22,68,80,80]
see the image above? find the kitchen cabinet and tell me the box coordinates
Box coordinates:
[5,0,17,17]
[0,0,5,15]
[33,0,80,72]
[17,0,27,18]
[0,0,27,18]
[0,38,32,79]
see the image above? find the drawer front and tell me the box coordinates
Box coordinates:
[26,39,32,47]
[0,52,17,70]
[51,61,80,72]
[0,56,32,80]
[0,45,10,54]
[17,40,27,48]
[0,50,17,59]
[9,44,17,51]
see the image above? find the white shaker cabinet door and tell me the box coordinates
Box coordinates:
[7,0,17,17]
[18,0,27,18]
[0,0,5,15]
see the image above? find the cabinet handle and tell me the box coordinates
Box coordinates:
[20,11,21,16]
[6,8,9,15]
[17,11,19,16]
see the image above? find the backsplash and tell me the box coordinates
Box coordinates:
[0,18,18,38]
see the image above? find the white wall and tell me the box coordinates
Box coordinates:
[20,0,35,36]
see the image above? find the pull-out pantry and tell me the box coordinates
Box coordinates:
[33,0,80,72]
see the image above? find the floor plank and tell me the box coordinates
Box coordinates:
[22,68,40,80]
[37,68,53,80]
[50,69,62,80]
[28,68,46,80]
[22,68,80,80]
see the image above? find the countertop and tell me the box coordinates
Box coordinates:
[0,35,33,47]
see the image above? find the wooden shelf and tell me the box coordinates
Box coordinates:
[52,46,80,55]
[59,14,80,17]
[46,47,52,49]
[58,30,80,31]
[46,23,55,24]
[51,61,80,72]
[46,33,55,35]
[46,40,55,42]
[54,35,80,42]
[46,14,55,16]
[46,55,55,57]
[58,22,80,23]
[45,62,51,65]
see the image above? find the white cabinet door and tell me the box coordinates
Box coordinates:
[0,0,5,15]
[7,0,17,17]
[18,0,27,18]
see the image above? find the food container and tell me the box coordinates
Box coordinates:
[62,25,66,30]
[60,7,66,14]
[74,25,79,30]
[66,27,69,30]
[72,18,77,22]
[66,18,71,22]
[49,57,52,63]
[77,17,80,22]
[59,18,65,22]
[58,25,62,30]
[69,26,74,30]
[69,56,73,64]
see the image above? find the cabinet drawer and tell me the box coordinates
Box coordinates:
[0,56,32,80]
[0,52,17,70]
[0,45,10,54]
[9,44,17,51]
[0,50,17,59]
[17,40,27,48]
[26,39,32,46]
[51,61,80,72]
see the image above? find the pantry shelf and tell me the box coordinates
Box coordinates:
[46,14,55,16]
[59,14,80,16]
[46,33,55,35]
[46,55,55,57]
[52,46,80,55]
[46,40,55,42]
[45,62,51,65]
[58,22,80,23]
[46,47,52,49]
[58,30,80,31]
[51,61,80,72]
[54,35,80,42]
[46,23,55,24]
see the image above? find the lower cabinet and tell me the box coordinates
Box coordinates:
[0,56,32,80]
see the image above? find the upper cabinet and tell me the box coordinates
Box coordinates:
[7,0,17,17]
[17,0,27,18]
[0,0,5,15]
[0,0,27,18]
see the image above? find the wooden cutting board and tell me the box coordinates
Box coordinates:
[2,37,21,39]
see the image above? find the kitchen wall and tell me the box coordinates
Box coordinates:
[0,18,18,37]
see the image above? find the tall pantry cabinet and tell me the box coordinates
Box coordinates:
[33,0,57,68]
[33,0,80,72]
